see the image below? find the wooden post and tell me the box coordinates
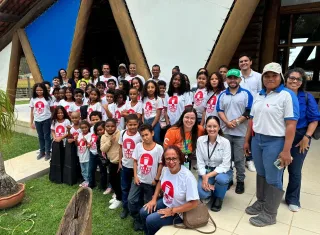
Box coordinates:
[17,29,43,83]
[260,0,281,69]
[6,32,22,106]
[206,0,260,74]
[0,0,55,52]
[108,0,151,79]
[67,0,94,77]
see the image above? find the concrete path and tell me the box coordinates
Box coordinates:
[157,140,320,235]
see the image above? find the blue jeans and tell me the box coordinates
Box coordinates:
[34,118,52,154]
[251,133,285,189]
[121,166,133,209]
[285,128,309,207]
[140,199,182,235]
[80,162,89,182]
[198,169,233,199]
[128,182,155,216]
[144,117,161,143]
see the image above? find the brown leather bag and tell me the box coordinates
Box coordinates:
[173,202,217,234]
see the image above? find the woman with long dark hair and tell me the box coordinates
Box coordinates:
[167,73,193,125]
[58,69,69,88]
[68,68,81,89]
[284,68,320,212]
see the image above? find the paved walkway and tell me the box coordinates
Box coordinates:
[157,140,320,235]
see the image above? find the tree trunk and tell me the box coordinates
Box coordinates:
[0,152,19,197]
[56,187,92,235]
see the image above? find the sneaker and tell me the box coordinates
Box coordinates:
[112,193,116,198]
[109,199,122,209]
[288,204,300,212]
[37,153,45,160]
[109,198,116,204]
[103,188,113,195]
[79,181,88,187]
[44,152,51,161]
[247,161,256,172]
[120,208,129,219]
[235,181,245,194]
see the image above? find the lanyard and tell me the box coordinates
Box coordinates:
[207,137,218,160]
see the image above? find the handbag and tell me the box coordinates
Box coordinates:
[173,201,217,234]
[304,93,320,139]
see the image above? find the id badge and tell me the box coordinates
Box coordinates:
[184,161,190,169]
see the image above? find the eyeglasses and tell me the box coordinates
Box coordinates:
[164,158,178,163]
[288,76,303,82]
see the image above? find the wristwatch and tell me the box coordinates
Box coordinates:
[304,134,311,140]
[236,119,240,126]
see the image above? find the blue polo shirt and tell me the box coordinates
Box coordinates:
[250,85,299,137]
[296,91,320,129]
[217,86,253,136]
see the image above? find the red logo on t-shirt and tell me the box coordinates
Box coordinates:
[162,181,174,205]
[88,107,93,117]
[64,105,70,112]
[194,91,204,106]
[206,96,217,113]
[55,125,65,137]
[123,138,135,158]
[91,134,97,149]
[35,101,45,114]
[128,109,135,114]
[144,102,153,117]
[139,153,153,175]
[115,110,121,126]
[78,139,86,154]
[168,96,178,112]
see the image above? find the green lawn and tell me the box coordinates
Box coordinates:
[0,175,143,235]
[1,132,39,161]
[15,100,30,105]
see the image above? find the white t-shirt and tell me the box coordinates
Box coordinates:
[110,103,126,131]
[100,75,119,87]
[69,103,82,113]
[51,119,71,138]
[77,132,91,163]
[193,88,208,119]
[30,97,53,122]
[142,97,163,119]
[83,97,89,106]
[159,94,169,128]
[132,143,163,184]
[204,91,219,121]
[89,132,98,155]
[87,102,102,120]
[58,100,75,113]
[125,74,145,84]
[167,93,192,125]
[119,130,141,168]
[89,78,100,86]
[70,125,81,138]
[53,100,60,109]
[161,166,199,208]
[125,101,143,115]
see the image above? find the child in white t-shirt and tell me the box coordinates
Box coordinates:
[58,87,75,114]
[128,124,163,231]
[75,120,92,187]
[122,87,142,120]
[142,80,163,143]
[105,89,127,131]
[158,80,170,144]
[30,83,54,160]
[118,114,141,219]
[193,71,208,124]
[69,88,84,115]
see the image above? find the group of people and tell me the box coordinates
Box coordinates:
[29,54,320,235]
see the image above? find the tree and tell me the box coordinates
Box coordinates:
[0,89,19,197]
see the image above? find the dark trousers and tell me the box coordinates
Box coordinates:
[128,182,155,216]
[88,152,108,190]
[285,128,309,207]
[34,118,51,154]
[109,162,122,201]
[121,166,134,209]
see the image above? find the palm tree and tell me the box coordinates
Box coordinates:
[0,89,19,197]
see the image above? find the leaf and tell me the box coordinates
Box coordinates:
[0,89,15,151]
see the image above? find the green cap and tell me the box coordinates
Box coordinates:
[226,69,241,78]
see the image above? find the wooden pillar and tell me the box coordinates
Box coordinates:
[108,0,151,79]
[6,32,22,106]
[17,29,43,83]
[67,0,94,77]
[259,0,281,69]
[206,0,260,74]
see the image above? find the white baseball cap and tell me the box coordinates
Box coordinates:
[261,62,284,80]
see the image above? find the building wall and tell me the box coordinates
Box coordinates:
[0,42,12,91]
[125,0,233,83]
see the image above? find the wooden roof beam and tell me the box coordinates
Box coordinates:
[0,12,21,23]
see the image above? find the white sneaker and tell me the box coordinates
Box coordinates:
[109,199,122,209]
[247,161,256,172]
[109,198,116,204]
[288,204,300,212]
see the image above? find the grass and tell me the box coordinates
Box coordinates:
[17,79,35,89]
[1,132,39,161]
[15,100,30,105]
[0,175,143,235]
